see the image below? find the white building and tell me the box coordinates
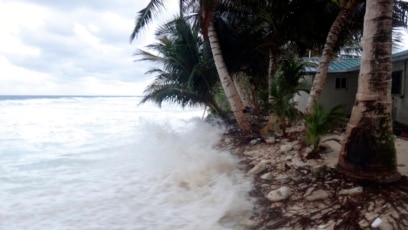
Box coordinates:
[298,49,408,125]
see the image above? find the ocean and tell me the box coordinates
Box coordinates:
[0,96,254,230]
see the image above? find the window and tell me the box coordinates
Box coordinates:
[335,77,347,89]
[392,71,403,95]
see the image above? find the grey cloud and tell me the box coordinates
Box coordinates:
[15,0,144,16]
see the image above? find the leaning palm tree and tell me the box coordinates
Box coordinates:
[337,0,400,183]
[131,0,252,133]
[136,17,225,117]
[199,0,254,133]
[306,0,362,113]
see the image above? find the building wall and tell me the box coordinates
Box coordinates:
[318,72,358,115]
[297,58,408,125]
[392,60,408,125]
[296,72,358,116]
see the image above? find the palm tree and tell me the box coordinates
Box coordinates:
[337,0,400,183]
[200,1,254,133]
[306,0,362,113]
[306,0,408,112]
[131,0,253,133]
[136,17,225,117]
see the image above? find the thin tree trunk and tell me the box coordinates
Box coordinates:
[337,0,400,183]
[268,50,280,103]
[208,23,252,133]
[306,0,357,113]
[233,72,254,109]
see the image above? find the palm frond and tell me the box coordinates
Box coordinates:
[304,101,347,150]
[130,0,166,42]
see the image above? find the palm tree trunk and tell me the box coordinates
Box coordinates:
[337,0,400,183]
[306,0,358,113]
[208,23,251,133]
[268,50,280,103]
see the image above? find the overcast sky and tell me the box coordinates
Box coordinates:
[0,0,179,95]
[1,1,407,96]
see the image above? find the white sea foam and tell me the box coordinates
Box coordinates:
[0,97,253,230]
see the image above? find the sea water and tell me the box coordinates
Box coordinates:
[0,96,253,230]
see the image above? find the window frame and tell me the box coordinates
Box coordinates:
[335,77,347,90]
[392,70,403,95]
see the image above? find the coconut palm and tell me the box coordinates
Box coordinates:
[200,1,254,133]
[306,0,362,113]
[131,0,253,132]
[306,0,408,112]
[136,17,225,117]
[337,0,401,183]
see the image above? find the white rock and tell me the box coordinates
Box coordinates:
[260,172,274,180]
[303,187,315,197]
[264,137,276,144]
[305,189,329,201]
[318,220,335,230]
[266,186,291,202]
[280,144,293,154]
[371,217,382,228]
[248,160,268,175]
[339,186,363,195]
[250,138,262,145]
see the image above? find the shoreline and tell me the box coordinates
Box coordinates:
[219,130,408,229]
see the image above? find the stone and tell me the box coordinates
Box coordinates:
[305,189,329,201]
[264,137,276,144]
[248,160,268,175]
[367,202,375,212]
[279,144,293,154]
[304,147,313,155]
[364,213,378,222]
[250,138,262,145]
[339,186,363,195]
[379,219,393,230]
[311,165,327,178]
[266,186,291,202]
[303,187,315,197]
[223,137,233,144]
[318,220,335,230]
[390,210,399,219]
[260,172,274,180]
[243,149,261,157]
[358,219,370,229]
[239,218,257,228]
[371,217,382,228]
[286,169,302,181]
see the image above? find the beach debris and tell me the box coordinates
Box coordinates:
[266,186,291,202]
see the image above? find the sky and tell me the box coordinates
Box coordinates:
[1,1,407,96]
[0,0,179,96]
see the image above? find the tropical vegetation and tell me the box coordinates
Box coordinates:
[135,17,226,117]
[131,0,408,183]
[304,101,346,153]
